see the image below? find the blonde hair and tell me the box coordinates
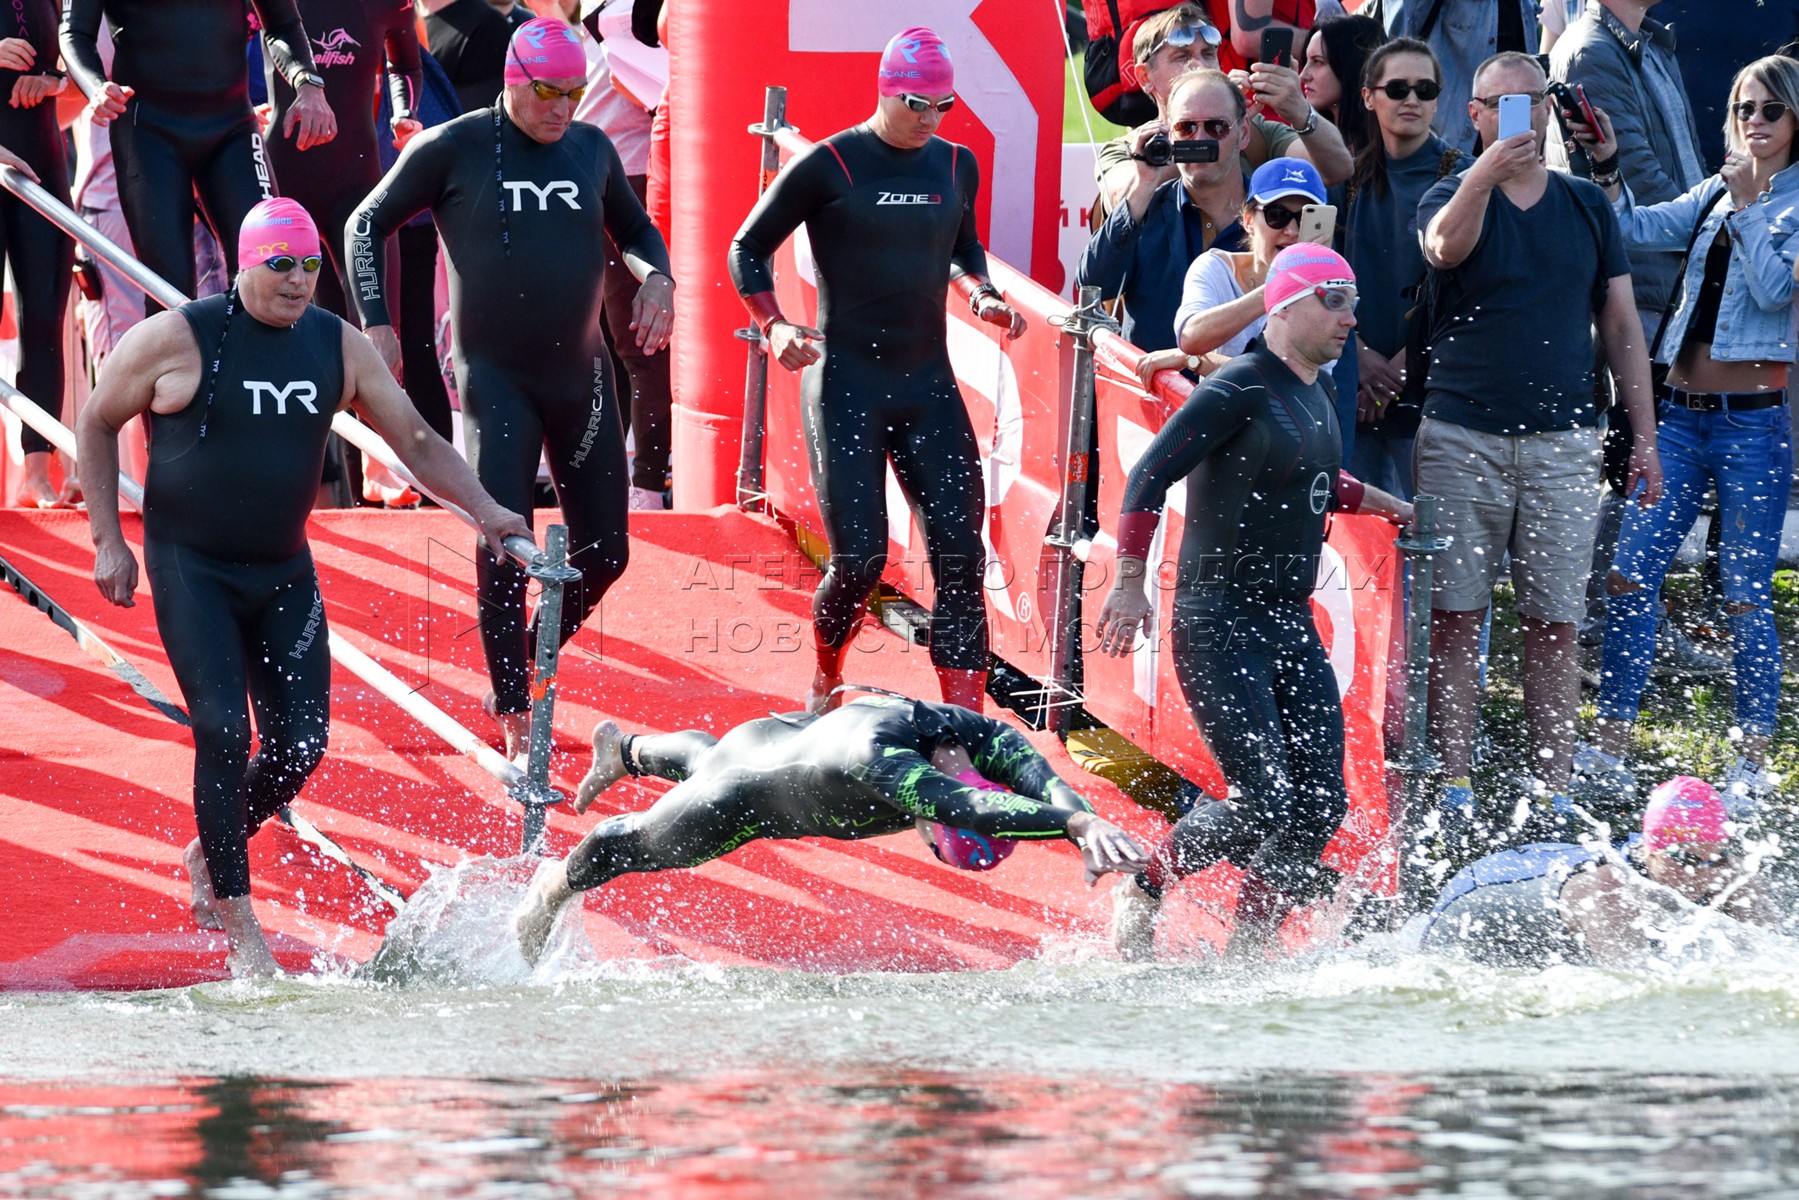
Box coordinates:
[1133,4,1213,66]
[1727,55,1799,160]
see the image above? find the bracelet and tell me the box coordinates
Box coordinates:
[1591,170,1620,188]
[1589,151,1620,176]
[967,283,1002,315]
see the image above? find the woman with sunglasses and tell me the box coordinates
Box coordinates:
[1338,37,1460,498]
[1578,56,1799,811]
[1173,156,1326,369]
[730,27,1025,716]
[1414,777,1771,969]
[348,16,674,761]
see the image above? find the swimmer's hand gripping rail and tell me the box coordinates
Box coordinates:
[0,165,571,848]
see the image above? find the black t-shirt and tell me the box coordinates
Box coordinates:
[1415,171,1629,434]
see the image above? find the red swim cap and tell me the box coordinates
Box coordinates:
[1643,776,1729,851]
[506,17,587,86]
[878,27,954,97]
[238,198,320,270]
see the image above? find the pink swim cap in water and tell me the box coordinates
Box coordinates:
[1643,776,1729,851]
[1265,244,1356,316]
[238,197,320,269]
[505,17,587,86]
[927,769,1018,871]
[878,27,954,97]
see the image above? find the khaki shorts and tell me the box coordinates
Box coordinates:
[1413,418,1602,623]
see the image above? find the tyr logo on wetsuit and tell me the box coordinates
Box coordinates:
[244,379,321,415]
[503,179,581,210]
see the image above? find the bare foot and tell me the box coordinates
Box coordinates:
[183,838,224,930]
[574,720,628,814]
[805,668,842,716]
[17,453,63,509]
[215,896,284,979]
[57,464,82,508]
[483,690,532,763]
[514,858,575,967]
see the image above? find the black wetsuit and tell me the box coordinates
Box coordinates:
[1118,347,1349,903]
[347,109,670,713]
[141,293,346,899]
[263,0,419,320]
[728,126,991,672]
[1,0,71,456]
[424,0,508,113]
[563,696,1093,891]
[61,0,320,306]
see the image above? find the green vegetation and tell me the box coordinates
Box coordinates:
[1478,568,1799,804]
[1063,51,1130,144]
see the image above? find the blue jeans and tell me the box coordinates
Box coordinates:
[1599,400,1793,736]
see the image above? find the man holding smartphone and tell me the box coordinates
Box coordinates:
[1414,51,1660,833]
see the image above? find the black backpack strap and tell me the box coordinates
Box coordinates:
[1418,0,1452,39]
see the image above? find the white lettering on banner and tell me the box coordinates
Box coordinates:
[787,0,1039,269]
[245,380,320,415]
[502,180,582,211]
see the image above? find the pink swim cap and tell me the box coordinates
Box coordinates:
[505,17,587,87]
[1643,776,1729,851]
[878,27,954,97]
[927,769,1018,871]
[1265,244,1356,316]
[238,198,320,270]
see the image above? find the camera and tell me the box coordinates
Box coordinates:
[1135,132,1220,167]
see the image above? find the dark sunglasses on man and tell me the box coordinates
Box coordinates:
[1140,21,1223,65]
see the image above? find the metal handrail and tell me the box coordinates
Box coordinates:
[0,165,574,840]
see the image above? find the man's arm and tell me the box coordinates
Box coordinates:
[1596,272,1662,505]
[727,147,837,367]
[339,325,533,557]
[57,0,108,99]
[381,0,425,124]
[1559,43,1683,203]
[346,128,451,368]
[75,313,196,607]
[594,132,675,352]
[1560,863,1657,968]
[1228,0,1305,60]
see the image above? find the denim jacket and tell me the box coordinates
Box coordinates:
[1615,165,1799,365]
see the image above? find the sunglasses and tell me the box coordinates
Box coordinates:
[1474,91,1546,108]
[1141,22,1223,65]
[1732,99,1791,123]
[1661,845,1735,870]
[264,254,322,273]
[900,93,956,114]
[1170,116,1234,140]
[1256,202,1308,229]
[511,52,587,103]
[1376,78,1441,102]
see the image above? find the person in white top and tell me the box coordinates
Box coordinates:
[1174,156,1328,371]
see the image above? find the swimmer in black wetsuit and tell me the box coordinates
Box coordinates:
[61,0,339,310]
[263,0,421,322]
[727,26,1028,717]
[347,16,674,762]
[511,694,1149,964]
[76,199,531,978]
[1094,245,1411,964]
[0,1,76,508]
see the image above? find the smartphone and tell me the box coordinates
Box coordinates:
[1497,92,1533,142]
[1300,203,1336,246]
[1573,83,1601,133]
[1259,27,1294,67]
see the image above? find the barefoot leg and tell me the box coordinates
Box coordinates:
[484,690,533,763]
[514,858,576,967]
[574,721,628,814]
[18,452,61,509]
[215,895,283,978]
[183,838,225,931]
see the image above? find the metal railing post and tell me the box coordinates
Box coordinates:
[1391,494,1449,912]
[1036,285,1115,735]
[735,86,788,513]
[515,523,584,854]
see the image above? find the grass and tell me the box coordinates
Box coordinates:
[1476,568,1799,805]
[1063,51,1130,145]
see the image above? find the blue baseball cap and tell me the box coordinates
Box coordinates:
[1248,157,1327,206]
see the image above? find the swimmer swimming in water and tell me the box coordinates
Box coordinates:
[512,695,1148,964]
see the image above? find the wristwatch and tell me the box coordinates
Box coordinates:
[967,282,1002,315]
[1185,353,1202,372]
[1293,105,1319,136]
[297,71,326,91]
